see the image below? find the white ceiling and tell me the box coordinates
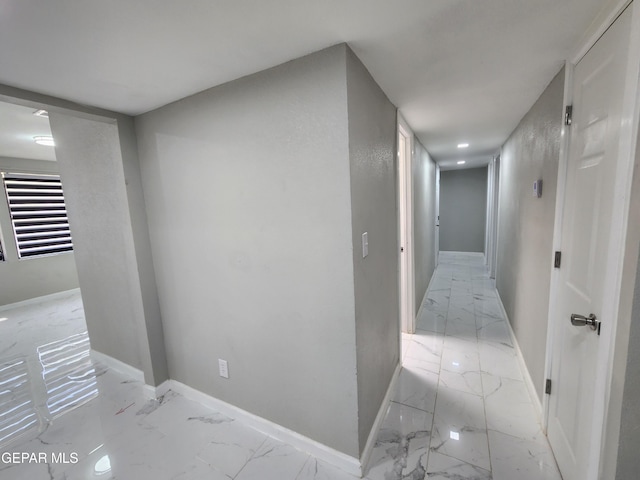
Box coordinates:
[0,0,609,166]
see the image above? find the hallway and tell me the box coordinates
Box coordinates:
[0,254,561,479]
[366,252,561,479]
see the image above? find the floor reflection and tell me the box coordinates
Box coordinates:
[0,330,99,449]
[0,357,38,446]
[38,332,98,418]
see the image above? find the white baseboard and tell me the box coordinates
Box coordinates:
[494,292,544,422]
[359,361,402,476]
[167,379,363,477]
[92,350,172,400]
[0,288,81,312]
[91,349,145,384]
[142,379,172,399]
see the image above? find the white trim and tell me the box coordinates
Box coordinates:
[143,379,172,399]
[0,288,80,312]
[571,0,633,64]
[398,113,416,334]
[543,3,640,478]
[487,155,500,279]
[90,349,145,384]
[495,291,544,422]
[435,165,440,265]
[167,379,363,477]
[484,161,493,265]
[359,361,402,476]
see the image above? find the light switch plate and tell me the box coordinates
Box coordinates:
[218,359,229,379]
[533,179,543,198]
[362,232,369,258]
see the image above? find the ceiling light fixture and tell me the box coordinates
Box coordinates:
[457,160,466,165]
[33,136,55,146]
[33,109,49,118]
[457,143,469,149]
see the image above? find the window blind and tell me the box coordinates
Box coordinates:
[2,172,74,258]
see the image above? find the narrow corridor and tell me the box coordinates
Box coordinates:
[366,252,562,479]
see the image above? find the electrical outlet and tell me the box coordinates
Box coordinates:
[218,359,229,379]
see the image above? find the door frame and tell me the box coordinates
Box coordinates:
[398,114,415,334]
[488,155,500,279]
[485,155,500,277]
[543,1,640,478]
[435,164,440,266]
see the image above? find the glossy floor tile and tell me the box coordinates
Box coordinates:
[0,252,562,479]
[369,252,562,480]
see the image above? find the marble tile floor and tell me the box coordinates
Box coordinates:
[367,252,562,480]
[0,252,562,479]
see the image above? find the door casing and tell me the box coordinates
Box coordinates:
[397,114,415,334]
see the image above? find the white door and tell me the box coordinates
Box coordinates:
[547,6,632,480]
[398,128,410,333]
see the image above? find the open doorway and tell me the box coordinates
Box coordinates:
[0,101,92,447]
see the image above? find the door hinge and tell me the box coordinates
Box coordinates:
[554,251,561,268]
[545,379,552,395]
[565,105,573,126]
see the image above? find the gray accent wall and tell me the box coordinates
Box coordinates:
[496,67,564,401]
[345,48,399,453]
[439,166,487,253]
[136,45,372,457]
[413,141,437,312]
[49,112,169,387]
[0,157,79,306]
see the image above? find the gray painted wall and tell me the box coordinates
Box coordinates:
[413,140,437,312]
[345,48,399,453]
[135,46,363,457]
[496,68,564,401]
[49,113,168,386]
[439,167,487,252]
[0,157,79,305]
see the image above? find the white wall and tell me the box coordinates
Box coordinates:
[135,45,363,457]
[0,156,79,305]
[413,140,437,312]
[439,166,488,252]
[345,47,399,452]
[496,68,564,401]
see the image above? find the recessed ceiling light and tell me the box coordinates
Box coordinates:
[457,143,469,149]
[33,136,55,146]
[457,160,466,165]
[33,109,49,118]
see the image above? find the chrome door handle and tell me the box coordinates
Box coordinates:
[570,313,599,331]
